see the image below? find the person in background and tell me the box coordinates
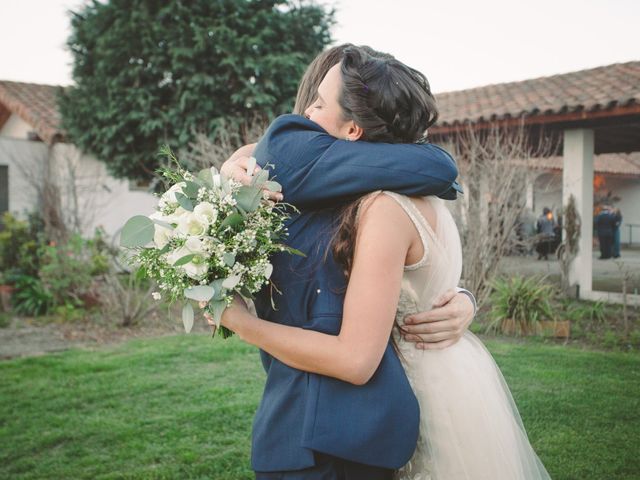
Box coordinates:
[612,207,623,258]
[536,207,556,260]
[595,205,616,260]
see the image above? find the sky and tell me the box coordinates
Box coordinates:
[1,0,638,93]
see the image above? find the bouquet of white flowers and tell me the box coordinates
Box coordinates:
[120,147,301,337]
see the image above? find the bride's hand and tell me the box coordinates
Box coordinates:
[220,144,284,202]
[401,289,475,350]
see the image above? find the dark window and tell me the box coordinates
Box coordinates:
[0,165,7,216]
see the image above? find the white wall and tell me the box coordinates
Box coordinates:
[533,170,640,243]
[0,113,33,140]
[0,136,158,240]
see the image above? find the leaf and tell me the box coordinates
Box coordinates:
[175,192,193,211]
[151,218,174,230]
[265,180,282,192]
[120,215,155,247]
[197,168,213,186]
[223,252,236,267]
[182,302,194,333]
[208,279,226,301]
[235,186,262,212]
[183,181,201,199]
[264,263,273,279]
[184,285,215,302]
[219,213,244,229]
[285,246,306,257]
[173,253,196,266]
[222,274,242,289]
[210,300,227,328]
[251,169,269,187]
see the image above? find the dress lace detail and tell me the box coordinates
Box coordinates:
[373,192,551,480]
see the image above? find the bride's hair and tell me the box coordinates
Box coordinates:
[329,47,439,278]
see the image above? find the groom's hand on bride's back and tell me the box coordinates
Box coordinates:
[401,289,475,350]
[220,143,284,202]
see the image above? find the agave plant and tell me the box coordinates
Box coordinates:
[487,275,556,335]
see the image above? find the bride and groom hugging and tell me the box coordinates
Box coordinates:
[209,45,551,479]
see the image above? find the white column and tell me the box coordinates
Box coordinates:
[562,129,594,294]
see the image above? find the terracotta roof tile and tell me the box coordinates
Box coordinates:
[0,80,64,144]
[434,61,640,126]
[536,152,640,176]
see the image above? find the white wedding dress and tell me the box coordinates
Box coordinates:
[376,192,551,480]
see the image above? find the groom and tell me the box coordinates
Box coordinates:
[221,114,475,479]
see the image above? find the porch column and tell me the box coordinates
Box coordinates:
[562,129,594,294]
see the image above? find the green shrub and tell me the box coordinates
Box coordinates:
[0,312,11,328]
[602,331,621,349]
[0,212,47,281]
[487,276,555,334]
[11,275,54,316]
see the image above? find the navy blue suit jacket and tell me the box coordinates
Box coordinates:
[251,115,460,472]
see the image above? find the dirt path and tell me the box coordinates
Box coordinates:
[0,314,211,360]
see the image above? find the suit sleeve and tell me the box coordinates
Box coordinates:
[253,115,461,209]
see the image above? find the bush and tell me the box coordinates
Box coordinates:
[10,275,54,316]
[38,230,113,309]
[0,212,47,281]
[487,275,555,335]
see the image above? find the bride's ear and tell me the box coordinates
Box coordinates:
[345,122,364,141]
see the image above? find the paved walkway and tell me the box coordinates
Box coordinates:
[499,247,640,294]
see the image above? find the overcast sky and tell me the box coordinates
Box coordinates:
[1,0,638,93]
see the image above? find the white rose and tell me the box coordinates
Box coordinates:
[193,202,218,225]
[149,211,174,249]
[166,238,209,280]
[163,206,189,225]
[158,182,186,209]
[151,292,162,300]
[176,212,209,236]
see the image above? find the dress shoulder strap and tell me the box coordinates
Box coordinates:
[381,191,431,270]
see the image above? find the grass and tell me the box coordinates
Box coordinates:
[1,335,639,479]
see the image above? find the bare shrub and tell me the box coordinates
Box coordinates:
[443,122,556,307]
[99,270,158,327]
[177,115,268,172]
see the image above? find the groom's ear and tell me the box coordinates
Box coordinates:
[346,122,364,141]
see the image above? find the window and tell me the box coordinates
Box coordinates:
[0,165,7,216]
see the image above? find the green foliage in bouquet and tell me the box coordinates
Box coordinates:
[121,147,302,337]
[59,0,334,182]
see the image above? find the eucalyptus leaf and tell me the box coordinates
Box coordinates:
[120,215,155,247]
[219,213,244,230]
[151,218,174,230]
[251,169,269,187]
[210,300,227,328]
[264,263,273,279]
[173,253,196,266]
[222,274,242,289]
[286,247,307,257]
[197,168,213,186]
[182,302,194,333]
[240,286,253,298]
[265,180,282,192]
[184,285,215,302]
[183,181,201,199]
[235,186,262,212]
[223,252,236,267]
[175,192,194,211]
[210,279,226,301]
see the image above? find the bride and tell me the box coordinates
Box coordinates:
[213,46,551,479]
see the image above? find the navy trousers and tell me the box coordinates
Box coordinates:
[255,452,394,480]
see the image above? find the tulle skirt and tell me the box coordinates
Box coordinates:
[394,332,551,480]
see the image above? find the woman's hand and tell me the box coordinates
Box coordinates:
[220,144,283,202]
[199,296,250,334]
[401,289,475,349]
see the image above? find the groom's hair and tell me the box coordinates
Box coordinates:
[338,46,439,143]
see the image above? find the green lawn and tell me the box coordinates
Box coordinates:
[1,335,639,480]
